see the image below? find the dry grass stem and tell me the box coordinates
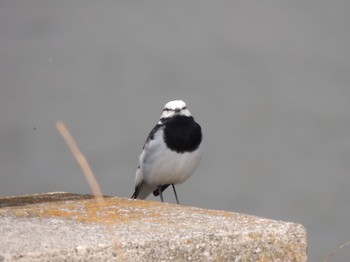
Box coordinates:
[56,121,104,204]
[56,121,127,261]
[324,240,350,262]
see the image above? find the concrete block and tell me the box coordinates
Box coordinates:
[0,192,307,261]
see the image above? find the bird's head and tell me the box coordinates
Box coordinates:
[160,100,191,119]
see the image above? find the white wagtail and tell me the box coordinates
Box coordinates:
[131,100,202,204]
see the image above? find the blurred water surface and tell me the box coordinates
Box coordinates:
[1,1,350,260]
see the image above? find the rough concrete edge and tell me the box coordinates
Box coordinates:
[0,193,308,262]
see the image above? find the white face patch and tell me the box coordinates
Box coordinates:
[160,100,191,119]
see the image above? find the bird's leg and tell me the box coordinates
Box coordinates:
[158,185,164,202]
[172,184,179,204]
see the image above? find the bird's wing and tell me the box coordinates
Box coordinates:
[142,123,163,149]
[132,124,164,199]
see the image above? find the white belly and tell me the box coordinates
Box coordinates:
[141,131,202,186]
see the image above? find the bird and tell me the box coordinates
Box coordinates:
[131,100,202,204]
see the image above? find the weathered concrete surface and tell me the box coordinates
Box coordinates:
[0,192,307,261]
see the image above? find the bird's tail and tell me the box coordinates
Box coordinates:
[152,184,170,196]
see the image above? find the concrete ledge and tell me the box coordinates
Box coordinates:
[0,192,307,261]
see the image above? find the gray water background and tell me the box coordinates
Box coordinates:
[1,1,350,261]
